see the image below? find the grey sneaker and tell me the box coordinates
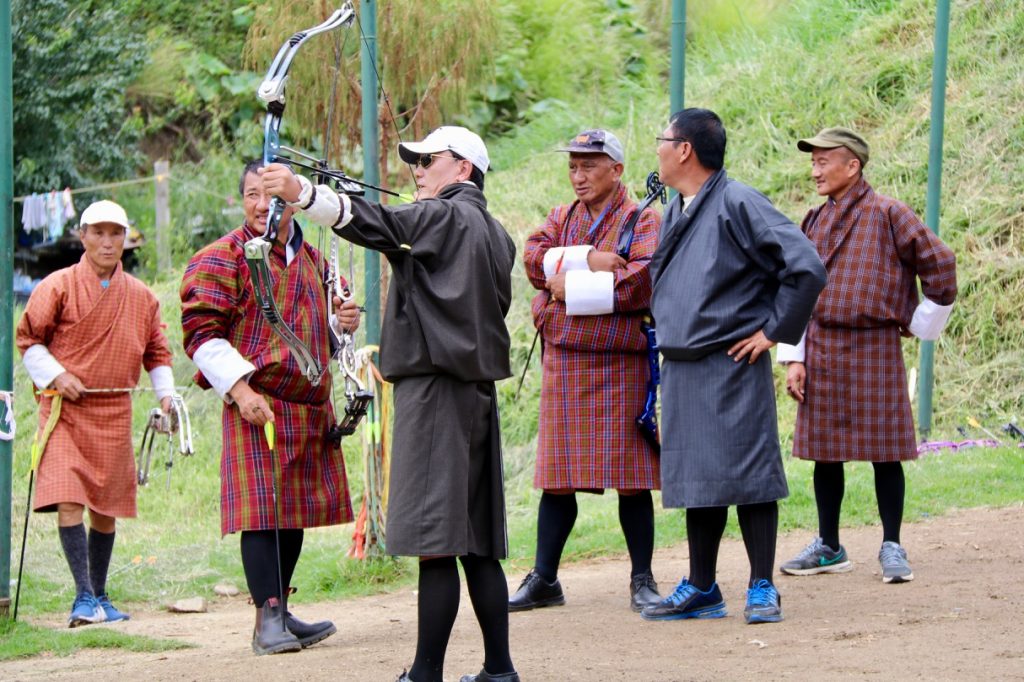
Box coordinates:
[780,537,853,576]
[879,541,914,583]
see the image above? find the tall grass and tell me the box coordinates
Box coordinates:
[6,0,1024,629]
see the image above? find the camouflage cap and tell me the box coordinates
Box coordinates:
[797,127,869,167]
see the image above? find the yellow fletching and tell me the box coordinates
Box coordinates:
[264,422,276,450]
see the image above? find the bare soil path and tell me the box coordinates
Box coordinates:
[4,505,1022,681]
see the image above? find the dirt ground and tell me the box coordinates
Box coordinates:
[3,505,1022,681]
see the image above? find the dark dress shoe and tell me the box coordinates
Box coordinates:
[508,569,565,612]
[459,670,521,682]
[629,570,662,612]
[285,612,337,648]
[252,597,302,655]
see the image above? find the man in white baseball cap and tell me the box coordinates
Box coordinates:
[261,126,520,681]
[79,199,131,230]
[17,197,174,627]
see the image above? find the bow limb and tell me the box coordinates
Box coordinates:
[244,4,357,387]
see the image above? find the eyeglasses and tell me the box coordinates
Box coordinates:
[413,152,457,169]
[655,136,688,145]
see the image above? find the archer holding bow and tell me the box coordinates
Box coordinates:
[262,125,520,682]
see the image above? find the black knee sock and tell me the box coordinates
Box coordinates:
[618,491,655,578]
[278,529,304,594]
[59,523,92,596]
[686,506,728,591]
[873,461,905,544]
[240,530,285,606]
[87,528,116,597]
[534,492,578,582]
[737,501,778,586]
[410,557,460,682]
[461,555,514,675]
[814,462,845,551]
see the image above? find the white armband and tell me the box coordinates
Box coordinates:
[192,338,256,403]
[564,270,615,316]
[543,245,594,278]
[776,334,806,364]
[22,344,66,390]
[908,297,954,340]
[148,365,175,400]
[290,175,353,229]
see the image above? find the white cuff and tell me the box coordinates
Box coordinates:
[776,334,806,364]
[564,270,614,316]
[908,297,954,340]
[22,344,66,390]
[543,245,594,278]
[192,338,257,402]
[148,365,175,400]
[291,175,352,229]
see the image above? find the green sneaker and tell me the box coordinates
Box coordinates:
[780,537,853,576]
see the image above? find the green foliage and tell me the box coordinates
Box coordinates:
[459,0,656,137]
[0,618,191,661]
[11,0,148,195]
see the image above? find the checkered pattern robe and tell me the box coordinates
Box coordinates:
[794,178,957,462]
[524,183,661,490]
[17,255,173,517]
[181,224,353,535]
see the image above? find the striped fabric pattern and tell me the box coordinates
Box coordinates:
[793,180,958,462]
[524,183,660,490]
[16,256,173,517]
[181,224,353,534]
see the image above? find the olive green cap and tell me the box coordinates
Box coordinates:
[797,127,869,167]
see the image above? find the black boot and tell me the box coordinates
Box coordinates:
[252,597,302,655]
[283,586,336,648]
[285,612,337,648]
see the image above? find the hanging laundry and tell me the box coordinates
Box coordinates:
[46,190,64,241]
[62,187,76,223]
[21,193,47,232]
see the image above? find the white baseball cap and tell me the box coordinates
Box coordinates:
[80,200,130,229]
[398,126,490,173]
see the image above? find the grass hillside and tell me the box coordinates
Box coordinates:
[6,0,1023,630]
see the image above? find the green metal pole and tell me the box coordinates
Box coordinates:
[360,0,381,348]
[0,0,15,613]
[670,0,686,114]
[917,0,951,437]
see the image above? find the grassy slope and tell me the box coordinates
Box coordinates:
[5,0,1024,639]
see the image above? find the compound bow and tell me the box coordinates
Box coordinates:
[245,3,391,432]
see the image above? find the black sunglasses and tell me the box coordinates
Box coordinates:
[656,136,688,144]
[414,152,457,169]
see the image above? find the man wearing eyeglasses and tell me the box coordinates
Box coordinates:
[511,128,663,616]
[641,108,826,625]
[261,125,519,682]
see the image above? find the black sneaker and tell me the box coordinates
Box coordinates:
[640,578,727,621]
[629,571,661,612]
[508,569,565,612]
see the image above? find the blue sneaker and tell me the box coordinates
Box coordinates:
[68,592,106,628]
[97,594,131,622]
[744,579,783,624]
[640,578,727,621]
